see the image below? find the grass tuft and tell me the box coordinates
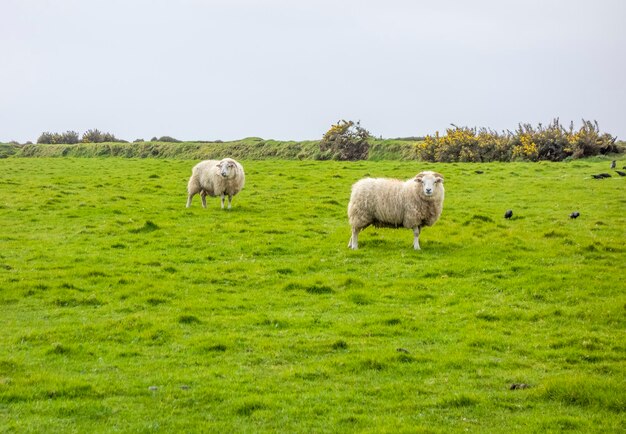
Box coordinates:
[332,340,348,350]
[305,284,334,294]
[540,375,625,412]
[129,220,160,233]
[48,343,71,355]
[178,315,201,324]
[235,400,266,416]
[437,394,480,408]
[204,344,227,352]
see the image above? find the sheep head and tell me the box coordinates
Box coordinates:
[217,159,238,178]
[414,171,444,198]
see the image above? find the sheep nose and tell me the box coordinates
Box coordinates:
[425,188,432,194]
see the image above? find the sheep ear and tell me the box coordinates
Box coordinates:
[414,175,423,183]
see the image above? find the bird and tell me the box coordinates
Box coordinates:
[599,173,612,178]
[616,170,626,177]
[570,211,580,219]
[504,210,513,219]
[474,170,484,174]
[610,160,616,169]
[591,174,604,179]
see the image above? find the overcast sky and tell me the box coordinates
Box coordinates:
[1,0,625,143]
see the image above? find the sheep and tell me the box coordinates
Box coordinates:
[186,158,245,209]
[347,171,445,250]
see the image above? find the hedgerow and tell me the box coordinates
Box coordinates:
[16,119,622,161]
[416,119,618,162]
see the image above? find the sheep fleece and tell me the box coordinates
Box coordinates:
[186,158,245,208]
[348,174,444,230]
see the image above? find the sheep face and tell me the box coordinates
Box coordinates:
[415,171,444,198]
[217,159,238,179]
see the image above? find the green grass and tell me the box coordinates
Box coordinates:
[0,158,624,432]
[15,137,423,160]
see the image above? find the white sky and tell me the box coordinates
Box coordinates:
[1,0,625,142]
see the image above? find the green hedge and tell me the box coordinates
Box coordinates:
[16,138,420,160]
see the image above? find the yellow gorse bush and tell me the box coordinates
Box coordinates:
[416,119,617,162]
[319,120,370,161]
[513,134,539,161]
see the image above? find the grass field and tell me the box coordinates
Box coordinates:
[0,157,624,432]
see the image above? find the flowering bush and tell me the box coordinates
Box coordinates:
[318,120,370,160]
[418,126,513,162]
[416,119,617,162]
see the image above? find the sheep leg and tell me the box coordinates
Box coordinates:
[220,193,225,209]
[227,195,233,210]
[413,227,421,250]
[201,192,207,209]
[186,194,193,208]
[348,227,360,249]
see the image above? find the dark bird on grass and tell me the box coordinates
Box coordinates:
[610,160,616,169]
[616,170,626,177]
[570,211,580,219]
[510,383,530,390]
[504,210,513,219]
[475,170,484,174]
[599,173,612,178]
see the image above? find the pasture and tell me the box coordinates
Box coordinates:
[0,157,624,432]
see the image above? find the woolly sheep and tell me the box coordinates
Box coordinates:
[186,158,245,209]
[347,171,445,250]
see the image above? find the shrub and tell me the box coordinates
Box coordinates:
[37,131,79,144]
[318,120,370,161]
[101,132,117,142]
[566,120,618,158]
[82,129,123,143]
[157,136,181,143]
[37,132,60,144]
[417,125,513,163]
[60,131,79,144]
[417,119,617,162]
[82,129,103,143]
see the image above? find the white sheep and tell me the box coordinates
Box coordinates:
[186,158,245,209]
[347,171,444,250]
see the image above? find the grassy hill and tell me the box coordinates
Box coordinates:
[0,158,624,432]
